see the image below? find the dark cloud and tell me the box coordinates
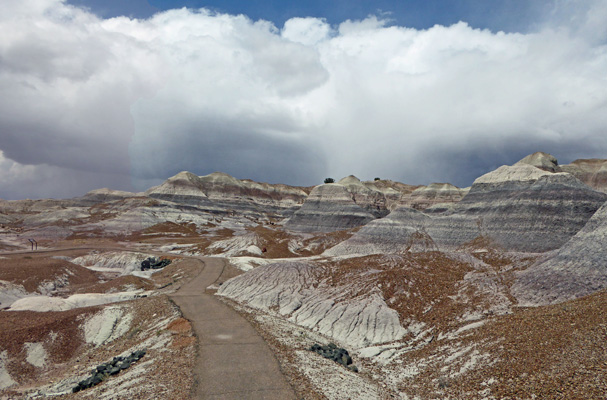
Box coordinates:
[129,122,326,189]
[411,134,607,188]
[1,1,606,199]
[0,152,134,199]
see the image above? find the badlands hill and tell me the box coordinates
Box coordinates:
[1,151,607,399]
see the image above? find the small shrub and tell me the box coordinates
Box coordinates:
[324,178,335,184]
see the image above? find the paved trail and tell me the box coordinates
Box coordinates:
[170,257,297,400]
[1,247,296,399]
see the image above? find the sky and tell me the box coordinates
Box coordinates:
[1,0,606,199]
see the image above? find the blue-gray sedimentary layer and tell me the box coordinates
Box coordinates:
[145,171,308,217]
[326,164,607,255]
[512,200,607,305]
[284,184,376,233]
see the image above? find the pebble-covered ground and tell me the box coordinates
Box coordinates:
[0,252,198,400]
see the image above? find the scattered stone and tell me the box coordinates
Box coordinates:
[141,257,171,271]
[309,343,357,372]
[72,349,146,393]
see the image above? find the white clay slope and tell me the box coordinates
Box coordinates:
[217,261,406,347]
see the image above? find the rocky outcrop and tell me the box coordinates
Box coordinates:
[561,158,607,193]
[140,257,171,271]
[326,154,607,255]
[360,179,467,212]
[513,201,607,305]
[284,184,376,233]
[201,172,308,207]
[283,175,466,233]
[309,343,358,372]
[217,262,407,347]
[515,152,607,193]
[515,151,561,172]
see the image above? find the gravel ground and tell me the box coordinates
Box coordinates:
[0,296,196,400]
[0,249,198,400]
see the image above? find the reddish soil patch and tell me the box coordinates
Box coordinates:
[171,335,196,349]
[328,253,475,332]
[0,306,98,387]
[246,225,357,258]
[0,256,101,293]
[397,290,607,399]
[166,317,191,334]
[474,291,607,399]
[166,318,196,349]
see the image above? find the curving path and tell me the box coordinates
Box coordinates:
[169,256,296,400]
[1,247,296,399]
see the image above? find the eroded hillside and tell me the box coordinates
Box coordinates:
[1,152,607,399]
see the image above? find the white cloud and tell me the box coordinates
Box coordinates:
[282,17,332,45]
[0,0,606,198]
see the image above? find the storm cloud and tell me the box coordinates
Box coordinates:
[1,0,606,199]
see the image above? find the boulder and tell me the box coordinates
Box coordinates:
[309,343,357,370]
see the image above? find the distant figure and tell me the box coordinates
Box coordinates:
[262,247,267,253]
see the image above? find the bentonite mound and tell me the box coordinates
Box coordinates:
[285,184,376,233]
[438,168,607,252]
[336,175,390,217]
[361,179,422,211]
[513,200,607,306]
[326,154,607,255]
[324,207,430,256]
[77,188,141,206]
[146,171,308,217]
[145,171,213,207]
